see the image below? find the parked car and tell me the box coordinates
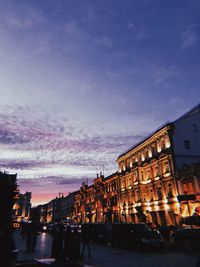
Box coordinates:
[47,223,58,233]
[158,225,179,240]
[82,223,112,244]
[172,226,200,254]
[112,223,164,251]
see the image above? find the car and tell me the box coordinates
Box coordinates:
[112,223,164,251]
[172,226,200,254]
[81,223,112,244]
[158,225,179,240]
[69,223,81,233]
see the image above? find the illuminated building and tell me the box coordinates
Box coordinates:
[38,104,200,226]
[117,104,200,225]
[14,191,32,222]
[177,163,200,217]
[73,172,119,223]
[61,192,76,222]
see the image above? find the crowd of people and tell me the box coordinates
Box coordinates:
[50,223,92,267]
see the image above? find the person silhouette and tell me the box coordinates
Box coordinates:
[81,224,92,259]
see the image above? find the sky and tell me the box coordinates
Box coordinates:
[0,0,200,206]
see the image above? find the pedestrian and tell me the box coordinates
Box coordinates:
[63,225,72,264]
[26,220,38,252]
[20,221,27,239]
[51,223,64,265]
[81,224,92,259]
[68,227,82,266]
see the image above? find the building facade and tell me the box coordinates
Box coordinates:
[116,104,200,225]
[14,191,32,222]
[37,104,200,226]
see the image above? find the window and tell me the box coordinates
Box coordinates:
[157,142,161,153]
[192,124,198,132]
[157,187,163,200]
[155,165,160,176]
[152,147,157,156]
[183,140,191,149]
[128,177,132,187]
[164,161,170,173]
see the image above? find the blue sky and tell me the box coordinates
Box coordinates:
[0,0,199,205]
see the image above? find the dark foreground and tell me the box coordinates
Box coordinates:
[13,230,199,267]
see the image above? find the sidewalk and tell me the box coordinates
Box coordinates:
[14,230,53,262]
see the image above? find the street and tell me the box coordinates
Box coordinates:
[13,230,198,267]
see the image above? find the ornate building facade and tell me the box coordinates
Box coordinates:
[38,104,200,226]
[72,104,200,226]
[73,172,119,223]
[117,124,179,225]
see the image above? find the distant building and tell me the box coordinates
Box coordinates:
[14,191,32,222]
[30,206,41,224]
[46,196,63,223]
[61,192,76,222]
[38,203,48,223]
[74,172,118,223]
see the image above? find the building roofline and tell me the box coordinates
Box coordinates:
[173,103,200,123]
[117,102,200,161]
[117,122,171,160]
[104,172,118,181]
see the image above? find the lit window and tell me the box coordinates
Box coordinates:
[141,154,145,161]
[165,138,171,148]
[148,149,152,158]
[157,143,161,153]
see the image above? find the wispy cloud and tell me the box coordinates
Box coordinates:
[94,36,113,48]
[154,65,181,84]
[0,105,143,175]
[3,5,47,29]
[181,25,198,49]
